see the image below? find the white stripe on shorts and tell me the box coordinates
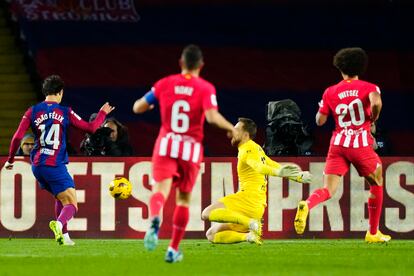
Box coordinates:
[170,139,180,158]
[333,133,342,146]
[343,135,351,148]
[362,130,368,147]
[353,134,360,148]
[159,137,168,156]
[182,141,191,161]
[192,143,201,163]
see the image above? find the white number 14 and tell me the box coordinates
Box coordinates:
[38,124,60,150]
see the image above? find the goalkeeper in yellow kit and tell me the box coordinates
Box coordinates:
[201,118,312,244]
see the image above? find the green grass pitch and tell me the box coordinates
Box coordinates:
[1,239,413,275]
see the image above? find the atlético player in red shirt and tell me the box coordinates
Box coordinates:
[294,47,391,243]
[133,45,236,262]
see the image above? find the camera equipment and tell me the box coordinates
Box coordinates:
[263,99,312,155]
[83,127,113,156]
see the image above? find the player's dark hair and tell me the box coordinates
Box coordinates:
[333,47,368,77]
[181,44,203,70]
[42,75,64,96]
[238,117,257,139]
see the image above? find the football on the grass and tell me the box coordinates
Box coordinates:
[109,177,132,199]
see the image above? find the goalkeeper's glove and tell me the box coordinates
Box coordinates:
[273,164,300,178]
[289,171,313,184]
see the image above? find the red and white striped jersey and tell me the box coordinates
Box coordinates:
[152,73,218,163]
[156,133,202,163]
[318,79,381,148]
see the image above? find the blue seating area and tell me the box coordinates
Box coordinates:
[10,0,414,155]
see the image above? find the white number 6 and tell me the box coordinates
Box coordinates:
[171,100,190,133]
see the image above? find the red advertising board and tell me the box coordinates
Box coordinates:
[0,156,413,239]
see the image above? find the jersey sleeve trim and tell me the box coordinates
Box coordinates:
[144,90,157,105]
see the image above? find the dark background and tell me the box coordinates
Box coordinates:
[9,0,414,156]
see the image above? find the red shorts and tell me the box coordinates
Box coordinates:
[324,145,382,177]
[151,155,201,193]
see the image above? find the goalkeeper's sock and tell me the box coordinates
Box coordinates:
[368,185,383,235]
[57,204,77,226]
[55,200,68,233]
[169,205,189,251]
[306,188,331,209]
[212,231,247,244]
[149,192,165,217]
[209,208,250,228]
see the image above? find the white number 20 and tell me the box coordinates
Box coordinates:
[38,124,60,149]
[171,100,190,133]
[335,98,365,128]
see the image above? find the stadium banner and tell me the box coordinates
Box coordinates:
[0,156,413,239]
[10,0,139,22]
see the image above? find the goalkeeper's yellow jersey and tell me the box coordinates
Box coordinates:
[237,139,282,207]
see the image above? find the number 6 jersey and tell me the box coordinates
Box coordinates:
[318,79,381,148]
[152,73,218,164]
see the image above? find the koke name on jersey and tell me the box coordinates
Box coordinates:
[174,86,194,96]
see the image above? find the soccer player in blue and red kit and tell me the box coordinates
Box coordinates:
[4,75,115,245]
[133,45,236,262]
[294,48,391,243]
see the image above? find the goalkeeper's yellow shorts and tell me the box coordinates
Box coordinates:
[219,191,265,221]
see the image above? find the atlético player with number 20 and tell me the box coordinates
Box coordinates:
[133,45,236,263]
[294,48,391,243]
[4,75,115,245]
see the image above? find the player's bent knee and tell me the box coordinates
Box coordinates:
[201,208,210,221]
[365,174,383,187]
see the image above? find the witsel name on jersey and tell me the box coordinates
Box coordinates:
[338,90,359,100]
[34,112,64,126]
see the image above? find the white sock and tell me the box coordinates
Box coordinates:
[63,233,71,240]
[56,221,63,231]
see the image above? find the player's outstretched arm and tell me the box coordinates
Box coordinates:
[5,108,32,170]
[369,91,382,122]
[246,157,278,176]
[288,171,313,184]
[205,109,235,135]
[245,151,287,176]
[70,102,114,133]
[264,154,311,182]
[264,155,301,178]
[133,91,155,114]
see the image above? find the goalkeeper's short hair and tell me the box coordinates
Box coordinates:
[238,117,257,139]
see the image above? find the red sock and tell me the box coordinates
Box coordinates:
[306,188,331,209]
[149,192,165,217]
[368,185,383,235]
[169,206,189,251]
